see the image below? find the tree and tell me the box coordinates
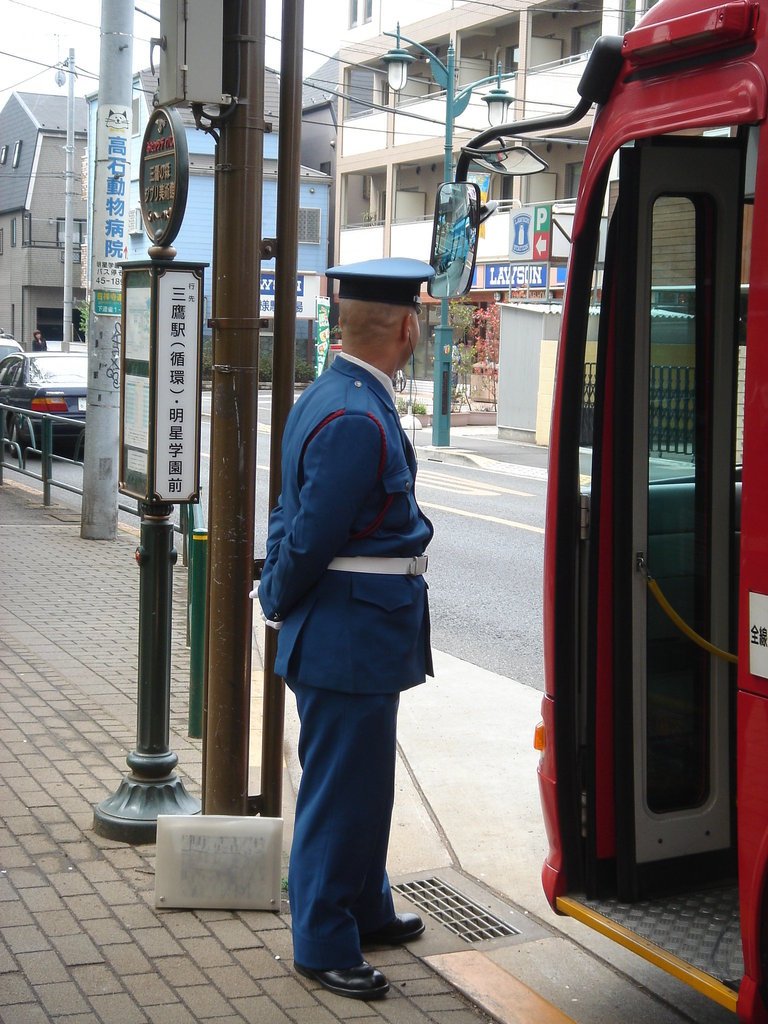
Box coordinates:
[470,304,500,408]
[449,299,477,410]
[448,298,475,343]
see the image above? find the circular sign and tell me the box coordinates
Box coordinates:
[139,106,189,249]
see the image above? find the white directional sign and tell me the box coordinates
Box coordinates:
[509,204,551,261]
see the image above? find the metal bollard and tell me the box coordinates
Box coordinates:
[188,527,208,739]
[41,417,53,506]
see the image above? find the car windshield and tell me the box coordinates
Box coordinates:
[28,355,88,385]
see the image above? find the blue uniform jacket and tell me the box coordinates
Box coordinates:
[259,357,434,694]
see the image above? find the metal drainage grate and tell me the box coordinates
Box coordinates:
[393,876,520,944]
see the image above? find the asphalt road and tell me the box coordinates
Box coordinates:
[414,458,545,688]
[3,391,548,690]
[250,392,547,689]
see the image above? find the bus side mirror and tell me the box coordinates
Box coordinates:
[428,182,481,299]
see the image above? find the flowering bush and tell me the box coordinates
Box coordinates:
[471,303,500,367]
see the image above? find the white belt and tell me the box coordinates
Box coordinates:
[327,555,428,576]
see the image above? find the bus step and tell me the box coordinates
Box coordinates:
[557,891,740,1012]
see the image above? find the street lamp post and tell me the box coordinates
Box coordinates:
[384,25,513,447]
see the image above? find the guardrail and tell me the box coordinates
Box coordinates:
[2,399,209,738]
[0,401,86,505]
[0,400,143,517]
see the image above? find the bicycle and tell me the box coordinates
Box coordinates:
[393,368,407,393]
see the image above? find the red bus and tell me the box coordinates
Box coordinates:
[535,1,766,1019]
[430,0,768,1018]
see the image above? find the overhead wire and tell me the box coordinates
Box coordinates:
[0,3,595,143]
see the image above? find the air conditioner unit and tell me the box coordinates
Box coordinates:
[128,208,144,235]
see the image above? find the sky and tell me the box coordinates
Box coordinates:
[0,0,347,111]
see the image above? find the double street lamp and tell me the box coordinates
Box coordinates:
[384,25,514,446]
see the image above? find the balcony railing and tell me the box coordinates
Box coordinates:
[524,52,589,119]
[339,206,523,266]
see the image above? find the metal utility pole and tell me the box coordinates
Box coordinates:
[81,0,133,541]
[202,0,267,814]
[62,48,76,353]
[261,0,304,819]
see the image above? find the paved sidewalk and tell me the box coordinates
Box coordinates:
[0,480,499,1024]
[1,453,734,1024]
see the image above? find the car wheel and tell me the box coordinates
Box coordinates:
[9,413,32,451]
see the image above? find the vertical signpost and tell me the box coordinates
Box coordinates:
[81,69,132,541]
[93,107,204,842]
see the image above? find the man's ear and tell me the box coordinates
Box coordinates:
[400,310,412,345]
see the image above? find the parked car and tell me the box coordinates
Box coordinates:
[0,352,87,454]
[0,337,22,362]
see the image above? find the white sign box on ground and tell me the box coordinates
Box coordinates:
[154,815,283,911]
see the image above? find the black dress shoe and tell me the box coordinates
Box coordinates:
[361,912,425,947]
[295,961,389,1000]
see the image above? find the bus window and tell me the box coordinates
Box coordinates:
[626,142,741,882]
[648,198,696,473]
[645,195,707,815]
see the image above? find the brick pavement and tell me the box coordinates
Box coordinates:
[0,479,493,1024]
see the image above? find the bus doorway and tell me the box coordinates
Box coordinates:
[613,139,742,896]
[544,132,751,1008]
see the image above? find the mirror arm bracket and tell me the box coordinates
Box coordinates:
[455,96,592,182]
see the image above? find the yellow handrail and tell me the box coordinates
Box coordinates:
[645,574,738,665]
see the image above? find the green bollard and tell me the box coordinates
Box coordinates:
[42,417,53,506]
[93,500,200,843]
[188,528,207,739]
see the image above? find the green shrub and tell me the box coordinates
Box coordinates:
[397,399,427,416]
[256,354,315,385]
[294,359,314,384]
[259,353,272,382]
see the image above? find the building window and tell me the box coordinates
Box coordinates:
[504,46,519,74]
[0,228,3,254]
[56,218,87,246]
[565,161,583,199]
[12,140,21,168]
[10,218,16,247]
[345,67,378,117]
[319,161,331,176]
[623,0,638,33]
[298,208,321,244]
[572,22,601,55]
[348,0,372,28]
[0,145,6,164]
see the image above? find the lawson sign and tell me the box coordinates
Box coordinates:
[485,263,547,290]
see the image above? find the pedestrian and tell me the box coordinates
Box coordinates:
[31,329,46,352]
[256,257,435,1001]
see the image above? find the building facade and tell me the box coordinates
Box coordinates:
[0,92,88,346]
[333,0,650,375]
[86,69,333,369]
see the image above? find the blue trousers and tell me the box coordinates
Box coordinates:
[288,682,399,968]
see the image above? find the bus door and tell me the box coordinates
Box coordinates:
[611,138,743,898]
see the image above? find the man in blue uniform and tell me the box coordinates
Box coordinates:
[257,257,435,1000]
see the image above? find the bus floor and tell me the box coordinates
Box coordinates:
[557,884,741,1005]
